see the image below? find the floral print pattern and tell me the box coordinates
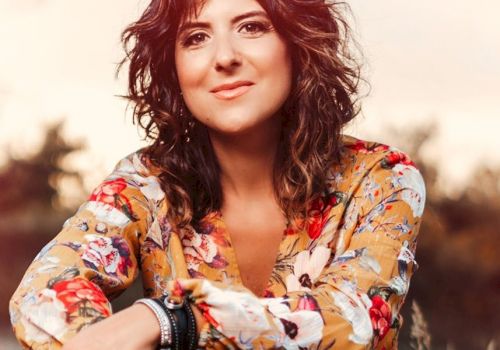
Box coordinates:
[9,136,425,349]
[51,276,111,318]
[285,246,331,292]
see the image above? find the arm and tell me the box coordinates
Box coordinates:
[166,148,425,349]
[9,152,162,349]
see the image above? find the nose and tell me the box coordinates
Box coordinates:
[213,35,242,73]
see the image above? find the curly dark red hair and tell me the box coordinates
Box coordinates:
[118,0,364,227]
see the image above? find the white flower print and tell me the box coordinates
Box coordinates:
[334,248,381,274]
[331,281,373,345]
[391,164,426,217]
[286,246,331,292]
[114,154,165,202]
[83,201,130,227]
[200,280,271,344]
[263,298,324,350]
[138,175,164,202]
[20,289,67,343]
[36,256,60,274]
[389,276,408,296]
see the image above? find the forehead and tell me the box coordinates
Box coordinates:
[182,0,265,22]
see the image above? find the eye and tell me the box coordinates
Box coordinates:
[182,32,209,47]
[239,21,272,35]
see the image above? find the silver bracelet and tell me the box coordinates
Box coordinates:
[134,298,172,347]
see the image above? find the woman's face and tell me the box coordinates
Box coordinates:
[174,0,292,136]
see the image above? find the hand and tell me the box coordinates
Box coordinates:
[61,304,160,350]
[191,302,209,333]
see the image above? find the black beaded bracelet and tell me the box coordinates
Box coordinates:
[165,307,180,350]
[153,294,198,350]
[170,306,188,349]
[183,302,198,350]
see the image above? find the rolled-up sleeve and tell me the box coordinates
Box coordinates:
[9,152,160,349]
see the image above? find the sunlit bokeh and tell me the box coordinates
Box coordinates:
[1,1,499,348]
[1,0,499,195]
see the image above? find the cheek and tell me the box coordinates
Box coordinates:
[175,50,209,93]
[175,51,213,119]
[255,40,293,102]
[254,38,292,85]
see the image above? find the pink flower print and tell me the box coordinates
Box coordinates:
[183,230,227,272]
[82,234,120,275]
[346,140,389,154]
[297,294,320,312]
[51,277,110,317]
[381,151,415,169]
[88,178,137,221]
[307,197,331,240]
[89,178,127,206]
[369,295,392,341]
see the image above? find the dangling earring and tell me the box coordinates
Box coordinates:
[185,119,195,143]
[179,92,194,143]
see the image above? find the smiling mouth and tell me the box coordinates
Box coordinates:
[211,84,254,100]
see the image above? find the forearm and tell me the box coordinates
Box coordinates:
[61,304,160,350]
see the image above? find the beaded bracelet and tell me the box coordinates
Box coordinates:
[183,302,198,350]
[171,306,188,349]
[158,294,198,350]
[153,298,180,350]
[134,298,172,348]
[137,293,198,350]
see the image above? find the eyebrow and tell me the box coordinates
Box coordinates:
[178,10,269,34]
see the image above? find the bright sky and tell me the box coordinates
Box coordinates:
[0,0,499,196]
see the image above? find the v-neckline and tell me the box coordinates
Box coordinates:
[214,210,289,297]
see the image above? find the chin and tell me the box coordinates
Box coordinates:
[206,109,264,135]
[213,119,259,135]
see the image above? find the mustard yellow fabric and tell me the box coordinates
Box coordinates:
[9,136,425,349]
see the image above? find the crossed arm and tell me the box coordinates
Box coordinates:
[9,150,425,349]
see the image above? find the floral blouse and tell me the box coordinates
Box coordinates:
[9,136,426,350]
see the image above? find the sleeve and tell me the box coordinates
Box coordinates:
[165,149,426,350]
[8,152,162,350]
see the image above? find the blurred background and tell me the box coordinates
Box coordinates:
[1,0,499,349]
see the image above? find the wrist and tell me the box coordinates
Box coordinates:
[191,304,208,333]
[130,303,162,347]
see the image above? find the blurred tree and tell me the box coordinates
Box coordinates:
[396,125,500,350]
[0,121,84,212]
[0,121,85,329]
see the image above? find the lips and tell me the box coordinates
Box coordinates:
[210,81,254,100]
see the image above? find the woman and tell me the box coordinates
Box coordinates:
[9,0,426,349]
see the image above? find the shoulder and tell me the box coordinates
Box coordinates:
[96,149,165,204]
[111,148,161,179]
[336,134,421,173]
[328,135,426,210]
[338,135,404,167]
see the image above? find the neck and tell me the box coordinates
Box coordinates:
[209,118,282,201]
